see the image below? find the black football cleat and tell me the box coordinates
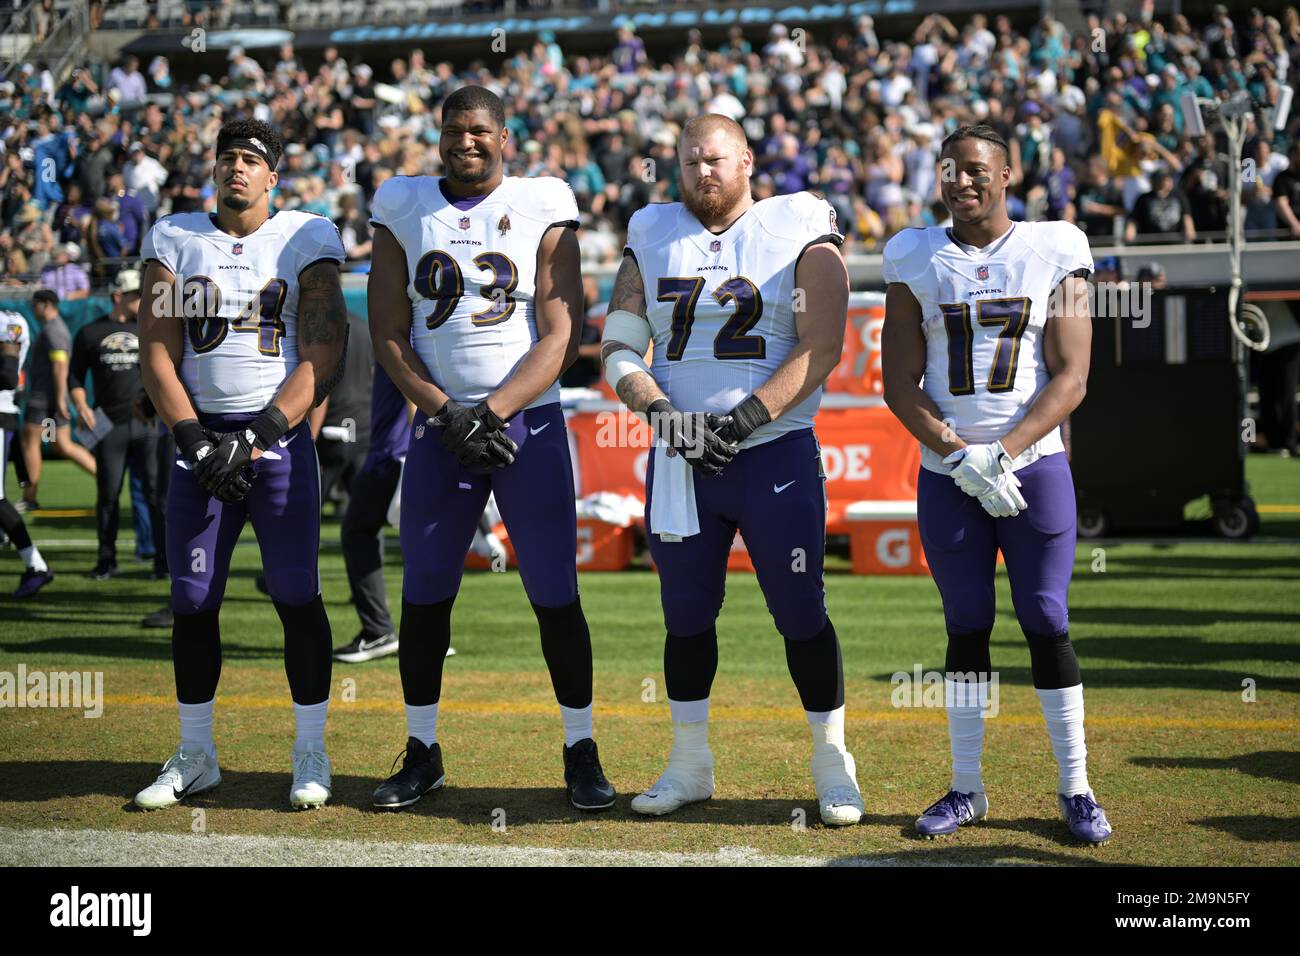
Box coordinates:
[564,738,616,811]
[372,737,445,810]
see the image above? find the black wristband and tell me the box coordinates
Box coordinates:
[173,419,211,459]
[248,404,290,450]
[731,393,771,439]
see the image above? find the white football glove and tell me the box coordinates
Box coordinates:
[977,471,1028,518]
[942,441,1014,498]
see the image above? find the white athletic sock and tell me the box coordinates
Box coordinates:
[560,703,593,747]
[18,545,46,573]
[667,696,709,727]
[178,698,215,759]
[807,705,847,755]
[946,678,987,794]
[667,698,710,759]
[405,702,439,748]
[293,700,328,752]
[1036,684,1090,796]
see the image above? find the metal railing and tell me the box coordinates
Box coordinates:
[1,0,89,83]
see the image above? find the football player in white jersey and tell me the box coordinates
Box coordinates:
[881,125,1112,843]
[1,311,54,597]
[368,86,615,811]
[603,114,865,826]
[133,119,349,811]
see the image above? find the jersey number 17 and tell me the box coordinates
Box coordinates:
[940,296,1031,395]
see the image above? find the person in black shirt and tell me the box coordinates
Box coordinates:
[1181,134,1231,235]
[1272,140,1300,239]
[69,269,163,579]
[1125,169,1196,242]
[312,313,373,515]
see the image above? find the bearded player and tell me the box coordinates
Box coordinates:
[603,114,864,826]
[133,119,348,811]
[881,125,1111,843]
[367,85,614,811]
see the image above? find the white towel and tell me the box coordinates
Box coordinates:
[649,445,700,541]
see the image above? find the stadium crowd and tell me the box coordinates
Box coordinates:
[2,5,1300,288]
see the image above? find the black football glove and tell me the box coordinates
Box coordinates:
[713,393,771,446]
[173,419,219,469]
[433,398,517,470]
[196,427,258,503]
[647,399,737,477]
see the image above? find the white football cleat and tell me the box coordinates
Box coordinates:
[631,749,714,816]
[134,746,221,810]
[290,747,332,810]
[812,748,864,826]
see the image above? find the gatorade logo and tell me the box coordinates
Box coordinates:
[876,528,911,568]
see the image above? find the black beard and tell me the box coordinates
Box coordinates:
[447,159,496,185]
[221,194,251,212]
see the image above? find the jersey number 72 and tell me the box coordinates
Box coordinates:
[940,297,1031,395]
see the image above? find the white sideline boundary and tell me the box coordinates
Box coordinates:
[0,826,905,867]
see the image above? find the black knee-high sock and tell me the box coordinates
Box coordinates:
[0,499,32,551]
[945,627,993,678]
[664,626,718,703]
[533,598,593,709]
[784,618,844,713]
[399,596,455,706]
[274,595,333,705]
[1024,630,1081,689]
[173,609,222,704]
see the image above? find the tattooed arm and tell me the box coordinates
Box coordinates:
[599,253,668,414]
[270,260,348,430]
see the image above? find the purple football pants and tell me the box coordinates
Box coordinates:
[646,428,828,641]
[917,451,1077,638]
[167,413,321,614]
[400,402,578,608]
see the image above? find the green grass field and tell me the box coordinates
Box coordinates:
[2,456,1298,866]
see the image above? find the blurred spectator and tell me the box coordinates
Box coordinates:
[104,171,146,256]
[124,143,168,216]
[1126,169,1196,242]
[13,202,55,274]
[1272,141,1300,239]
[107,56,147,104]
[39,243,90,301]
[87,198,123,279]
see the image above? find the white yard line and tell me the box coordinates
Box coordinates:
[0,825,910,867]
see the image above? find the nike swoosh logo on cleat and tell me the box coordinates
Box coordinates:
[172,775,204,800]
[529,423,550,436]
[773,481,796,493]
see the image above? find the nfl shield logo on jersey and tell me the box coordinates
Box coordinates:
[232,242,243,256]
[710,239,721,253]
[459,217,471,231]
[976,264,989,280]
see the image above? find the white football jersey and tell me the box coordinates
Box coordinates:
[141,210,346,413]
[369,175,579,409]
[882,220,1093,474]
[0,311,31,416]
[626,192,843,448]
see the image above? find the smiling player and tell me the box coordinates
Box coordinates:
[881,125,1111,843]
[367,86,615,812]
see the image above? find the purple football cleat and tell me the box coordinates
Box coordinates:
[14,568,54,599]
[915,789,988,838]
[1059,792,1112,844]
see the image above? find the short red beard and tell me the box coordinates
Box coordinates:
[683,173,750,223]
